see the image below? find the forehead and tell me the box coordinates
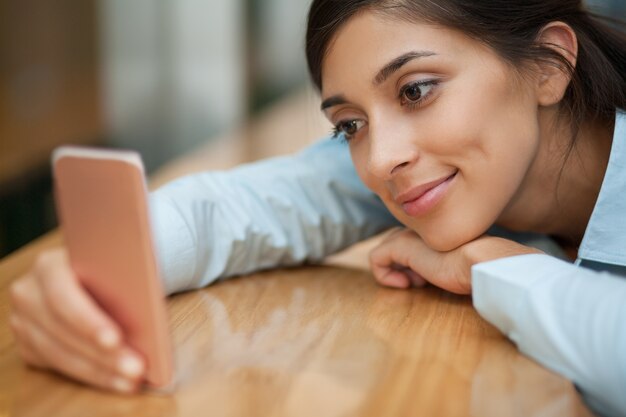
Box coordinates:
[321,11,493,94]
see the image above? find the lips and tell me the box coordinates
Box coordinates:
[396,171,458,217]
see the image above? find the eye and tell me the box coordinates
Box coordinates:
[399,80,438,107]
[332,119,367,141]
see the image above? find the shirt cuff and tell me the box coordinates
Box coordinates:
[471,253,626,417]
[471,254,567,344]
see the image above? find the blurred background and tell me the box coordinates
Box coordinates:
[0,0,624,257]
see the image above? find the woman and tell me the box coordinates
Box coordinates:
[9,0,626,415]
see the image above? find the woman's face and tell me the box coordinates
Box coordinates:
[321,12,542,251]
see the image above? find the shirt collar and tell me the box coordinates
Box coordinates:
[578,110,626,266]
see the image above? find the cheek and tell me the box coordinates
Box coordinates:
[450,83,539,195]
[400,111,538,249]
[433,63,537,154]
[436,72,540,181]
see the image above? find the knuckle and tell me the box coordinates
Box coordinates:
[33,249,66,279]
[34,251,53,273]
[9,278,31,309]
[40,278,79,323]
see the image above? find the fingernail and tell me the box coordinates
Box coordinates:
[97,329,120,349]
[118,355,143,378]
[112,377,133,393]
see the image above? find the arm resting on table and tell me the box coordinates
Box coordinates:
[149,137,400,295]
[472,254,626,417]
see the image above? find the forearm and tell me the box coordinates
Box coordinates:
[150,138,399,295]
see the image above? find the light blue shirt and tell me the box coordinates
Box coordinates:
[150,111,626,416]
[472,110,626,417]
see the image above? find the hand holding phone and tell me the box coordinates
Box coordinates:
[9,146,174,393]
[52,146,173,389]
[9,247,147,393]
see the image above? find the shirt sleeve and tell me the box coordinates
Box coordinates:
[472,254,626,417]
[149,137,400,295]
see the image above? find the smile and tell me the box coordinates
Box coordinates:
[397,171,458,217]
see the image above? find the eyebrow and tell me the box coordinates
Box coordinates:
[321,95,348,111]
[320,50,437,111]
[374,50,436,85]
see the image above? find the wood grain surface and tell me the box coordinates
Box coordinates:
[0,253,593,417]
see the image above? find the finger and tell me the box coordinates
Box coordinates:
[33,250,123,350]
[402,268,428,288]
[370,254,411,288]
[12,275,139,377]
[386,232,455,290]
[17,315,140,394]
[370,239,416,289]
[9,314,48,369]
[377,268,411,289]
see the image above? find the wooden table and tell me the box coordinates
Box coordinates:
[0,89,592,417]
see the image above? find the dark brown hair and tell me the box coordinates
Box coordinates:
[306,0,626,134]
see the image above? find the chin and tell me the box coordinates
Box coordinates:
[388,201,493,251]
[414,221,486,252]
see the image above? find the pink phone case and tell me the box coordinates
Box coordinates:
[52,146,173,389]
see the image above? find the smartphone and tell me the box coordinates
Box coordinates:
[52,146,174,389]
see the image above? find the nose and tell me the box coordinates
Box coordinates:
[366,122,419,180]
